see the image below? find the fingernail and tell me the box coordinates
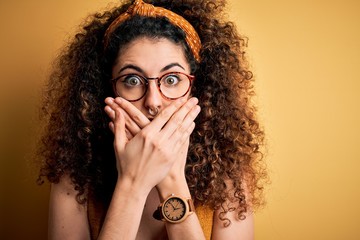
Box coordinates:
[191,97,198,104]
[195,105,201,114]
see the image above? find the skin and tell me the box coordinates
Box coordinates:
[48,37,254,240]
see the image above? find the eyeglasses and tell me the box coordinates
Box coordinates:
[111,72,194,102]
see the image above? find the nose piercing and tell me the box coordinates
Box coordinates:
[148,107,159,116]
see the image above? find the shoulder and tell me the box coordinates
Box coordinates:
[48,175,90,240]
[212,208,254,240]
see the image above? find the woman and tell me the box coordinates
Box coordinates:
[37,0,267,239]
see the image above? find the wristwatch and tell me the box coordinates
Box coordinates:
[153,194,195,223]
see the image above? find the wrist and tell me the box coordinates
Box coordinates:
[116,175,151,200]
[153,193,195,223]
[156,175,190,201]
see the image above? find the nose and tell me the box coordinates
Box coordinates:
[144,80,162,113]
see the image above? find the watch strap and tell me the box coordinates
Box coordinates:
[187,198,195,212]
[153,206,162,220]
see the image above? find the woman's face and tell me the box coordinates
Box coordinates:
[112,37,192,118]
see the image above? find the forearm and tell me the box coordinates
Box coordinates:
[165,214,206,240]
[98,178,149,240]
[157,177,206,240]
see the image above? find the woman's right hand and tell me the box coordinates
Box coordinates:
[104,97,200,194]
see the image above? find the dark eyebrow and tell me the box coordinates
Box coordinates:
[160,63,185,72]
[117,62,185,75]
[118,64,145,75]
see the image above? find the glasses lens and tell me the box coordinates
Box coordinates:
[160,73,191,99]
[115,74,146,101]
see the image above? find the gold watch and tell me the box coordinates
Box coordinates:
[153,194,195,223]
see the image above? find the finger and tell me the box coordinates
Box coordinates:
[125,128,134,140]
[105,97,118,121]
[104,97,115,105]
[161,98,199,139]
[110,121,133,140]
[109,122,114,134]
[113,107,127,152]
[174,105,200,137]
[106,97,144,136]
[119,108,143,137]
[114,97,150,128]
[173,122,196,153]
[105,105,115,121]
[145,97,188,133]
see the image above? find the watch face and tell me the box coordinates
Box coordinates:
[163,197,187,222]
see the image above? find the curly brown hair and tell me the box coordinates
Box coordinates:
[37,0,267,227]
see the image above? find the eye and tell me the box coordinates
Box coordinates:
[162,74,181,86]
[122,75,144,87]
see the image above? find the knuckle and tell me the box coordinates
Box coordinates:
[187,123,195,134]
[113,140,120,151]
[114,107,122,116]
[178,124,187,134]
[172,115,183,126]
[182,122,195,136]
[189,108,199,119]
[150,139,161,150]
[174,98,185,108]
[139,129,149,139]
[184,102,193,111]
[132,114,140,123]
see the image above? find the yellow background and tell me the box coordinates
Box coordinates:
[0,0,359,239]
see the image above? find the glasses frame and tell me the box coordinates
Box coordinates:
[111,72,195,102]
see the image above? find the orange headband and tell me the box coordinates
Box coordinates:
[104,0,201,62]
